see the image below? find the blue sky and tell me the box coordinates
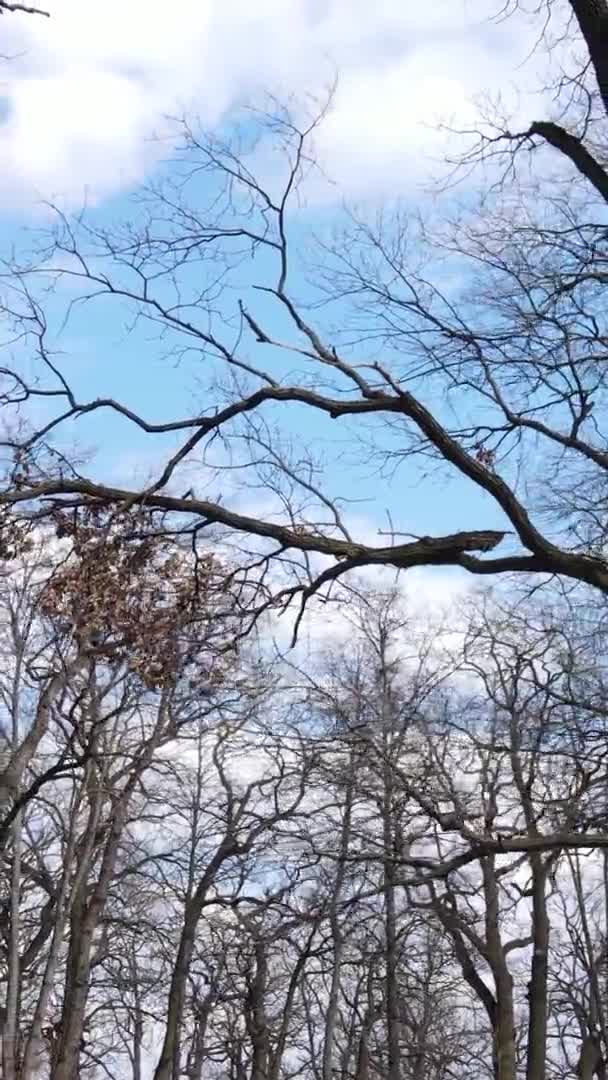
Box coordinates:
[0,0,564,559]
[0,184,507,545]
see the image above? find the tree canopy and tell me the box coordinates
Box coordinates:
[0,0,606,628]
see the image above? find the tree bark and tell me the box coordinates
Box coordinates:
[2,812,22,1080]
[245,937,270,1080]
[322,760,355,1080]
[525,857,550,1080]
[570,0,608,119]
[383,758,401,1080]
[483,860,517,1080]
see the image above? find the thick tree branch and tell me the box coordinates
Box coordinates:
[0,0,48,12]
[569,0,608,119]
[3,478,608,596]
[529,120,608,203]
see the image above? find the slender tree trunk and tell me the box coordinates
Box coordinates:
[526,856,550,1080]
[2,632,27,1080]
[578,1032,605,1079]
[570,851,608,1076]
[53,708,170,1080]
[232,1038,248,1080]
[483,860,517,1080]
[354,1030,370,1080]
[3,811,22,1080]
[246,938,270,1080]
[322,761,354,1080]
[494,969,517,1080]
[354,962,381,1080]
[269,926,318,1080]
[383,758,401,1080]
[21,783,97,1077]
[130,948,144,1080]
[52,824,123,1079]
[186,996,213,1080]
[132,1011,143,1080]
[153,839,237,1080]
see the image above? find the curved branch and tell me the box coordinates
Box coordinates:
[0,1,48,13]
[3,478,608,595]
[569,0,608,120]
[529,120,608,203]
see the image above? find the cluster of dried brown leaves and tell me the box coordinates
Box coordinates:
[0,507,34,562]
[37,508,231,690]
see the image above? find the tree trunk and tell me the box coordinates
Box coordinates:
[52,835,121,1080]
[153,839,237,1080]
[131,950,144,1080]
[53,697,171,1079]
[578,1032,605,1079]
[483,859,517,1080]
[185,996,213,1080]
[354,1030,370,1080]
[246,938,270,1080]
[525,857,550,1080]
[494,970,517,1080]
[322,761,354,1080]
[268,926,318,1080]
[383,758,401,1080]
[2,811,22,1080]
[21,783,96,1078]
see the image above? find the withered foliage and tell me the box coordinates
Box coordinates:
[0,508,34,562]
[38,508,232,690]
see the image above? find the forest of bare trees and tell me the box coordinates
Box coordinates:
[1,527,608,1079]
[0,0,607,1077]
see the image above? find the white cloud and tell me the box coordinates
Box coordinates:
[0,0,548,210]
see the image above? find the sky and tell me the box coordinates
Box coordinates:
[0,0,549,208]
[0,0,568,616]
[0,10,597,1075]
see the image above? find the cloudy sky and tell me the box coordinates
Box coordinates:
[0,0,550,210]
[0,0,568,625]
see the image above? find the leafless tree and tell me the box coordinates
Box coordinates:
[1,526,608,1076]
[0,2,604,633]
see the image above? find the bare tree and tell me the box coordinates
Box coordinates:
[2,533,608,1077]
[0,1,605,632]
